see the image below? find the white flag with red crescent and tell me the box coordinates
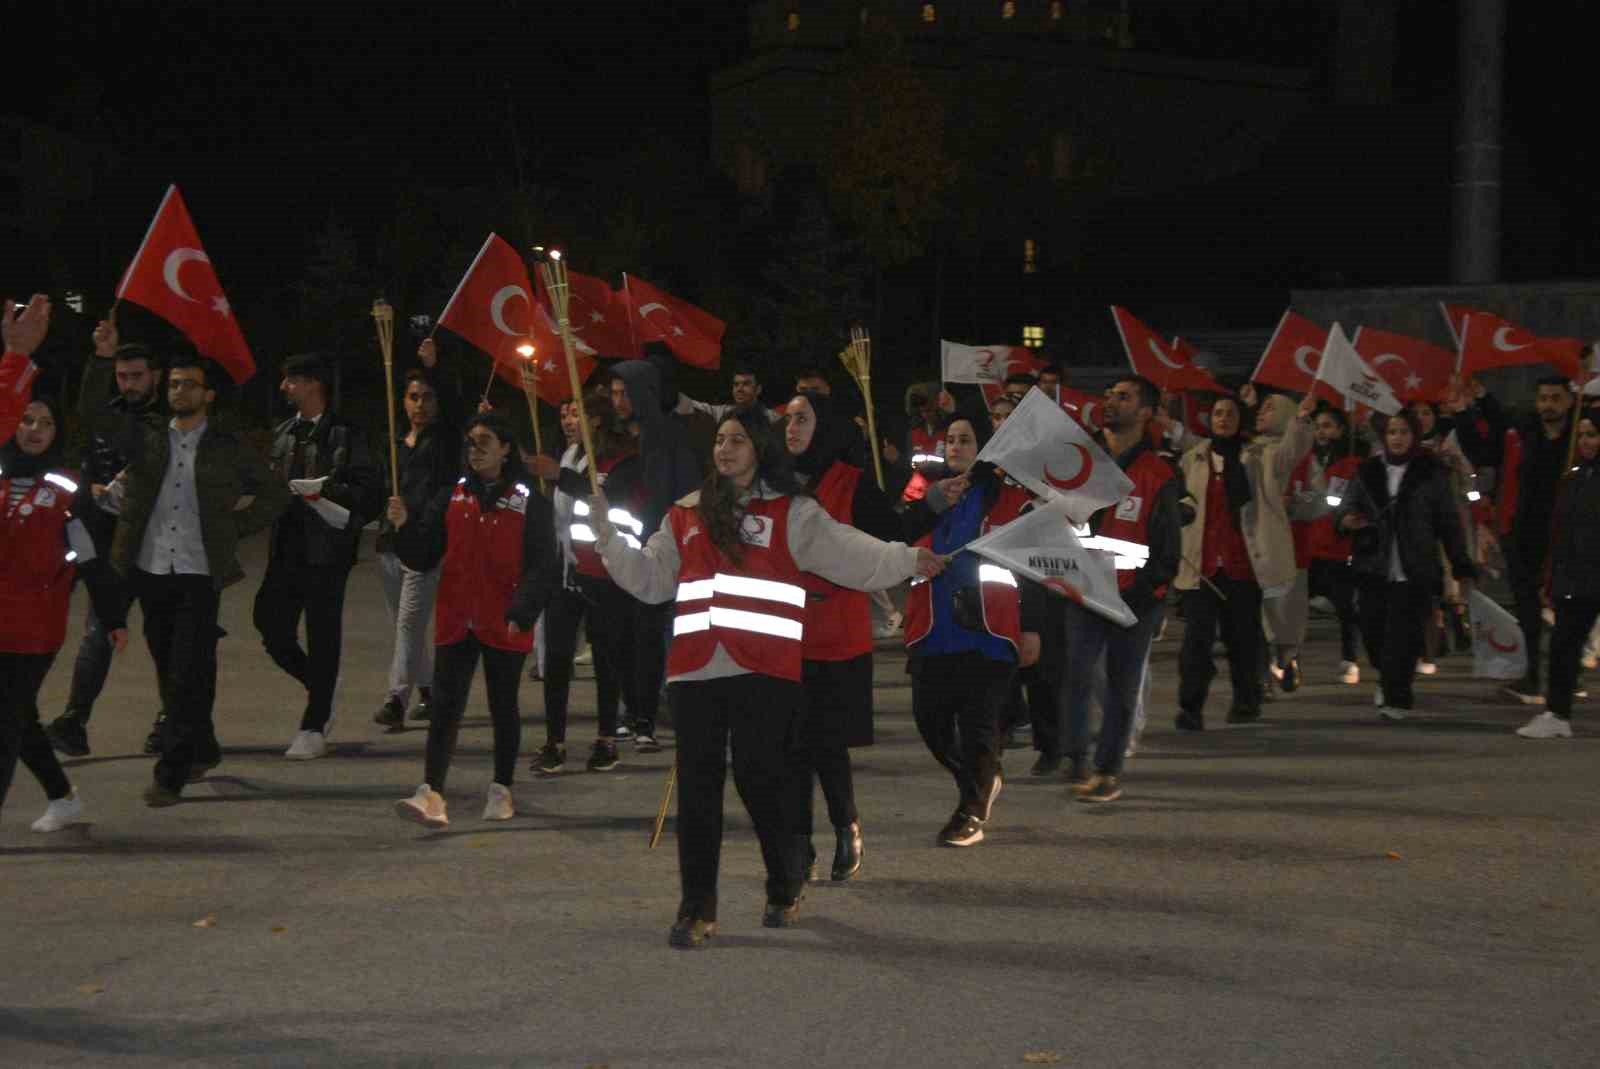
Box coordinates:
[940,340,1041,385]
[963,499,1135,627]
[1469,589,1527,680]
[974,388,1132,524]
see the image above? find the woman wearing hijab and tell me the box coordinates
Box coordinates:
[901,398,1042,847]
[782,390,901,881]
[2,393,129,832]
[593,408,940,948]
[1290,405,1365,683]
[1334,409,1477,720]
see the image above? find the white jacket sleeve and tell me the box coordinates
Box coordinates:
[785,496,921,592]
[597,523,681,605]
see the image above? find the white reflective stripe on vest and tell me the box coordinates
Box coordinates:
[607,508,644,535]
[675,572,807,608]
[672,606,802,641]
[43,472,79,494]
[573,499,591,516]
[912,453,944,465]
[1080,535,1149,560]
[571,523,597,543]
[978,563,1017,587]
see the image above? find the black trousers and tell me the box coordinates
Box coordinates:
[1,651,70,814]
[1357,579,1433,709]
[424,634,526,790]
[1308,558,1361,663]
[910,652,1014,819]
[1547,597,1600,720]
[1022,664,1064,758]
[1178,574,1263,717]
[791,655,872,835]
[1507,545,1547,687]
[670,674,806,921]
[253,557,351,731]
[137,571,222,792]
[542,580,632,744]
[628,598,671,736]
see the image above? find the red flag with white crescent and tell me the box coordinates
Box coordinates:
[437,233,594,405]
[115,185,256,384]
[1456,308,1583,380]
[622,274,724,369]
[1252,309,1341,403]
[542,269,637,358]
[1351,326,1454,404]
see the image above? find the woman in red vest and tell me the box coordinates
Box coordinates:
[1290,405,1366,683]
[783,390,902,882]
[3,393,128,832]
[387,411,557,828]
[592,407,942,948]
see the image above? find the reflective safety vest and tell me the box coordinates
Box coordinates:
[1292,452,1361,564]
[1082,446,1172,595]
[436,477,536,653]
[799,460,872,662]
[667,495,808,681]
[901,426,946,503]
[903,482,1026,657]
[569,455,644,578]
[0,466,83,654]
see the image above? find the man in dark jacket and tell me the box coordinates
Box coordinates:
[609,354,701,750]
[255,352,383,760]
[46,320,170,756]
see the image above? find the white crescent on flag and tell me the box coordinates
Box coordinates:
[489,285,529,337]
[162,248,210,303]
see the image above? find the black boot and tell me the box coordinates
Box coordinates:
[142,713,167,756]
[45,710,90,757]
[831,821,863,881]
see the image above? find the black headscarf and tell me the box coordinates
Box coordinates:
[0,393,68,479]
[1209,399,1252,511]
[790,390,854,478]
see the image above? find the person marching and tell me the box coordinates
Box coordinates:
[373,337,461,728]
[533,393,647,775]
[1334,409,1477,720]
[389,411,557,826]
[592,408,939,948]
[1059,376,1181,804]
[902,399,1042,847]
[782,389,902,881]
[1291,404,1366,683]
[1519,408,1600,739]
[1,297,128,832]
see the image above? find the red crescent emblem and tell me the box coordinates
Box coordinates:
[1487,627,1519,654]
[1043,577,1085,604]
[1042,443,1094,491]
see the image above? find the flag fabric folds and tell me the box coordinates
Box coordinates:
[1455,307,1584,380]
[116,185,256,383]
[1318,323,1402,415]
[1469,589,1527,680]
[1351,325,1454,404]
[974,389,1132,524]
[962,500,1135,627]
[941,340,1042,386]
[1252,309,1329,398]
[622,275,724,369]
[1110,307,1226,393]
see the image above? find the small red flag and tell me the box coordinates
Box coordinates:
[1351,326,1454,404]
[622,274,725,369]
[437,234,594,405]
[116,185,255,383]
[1456,308,1583,381]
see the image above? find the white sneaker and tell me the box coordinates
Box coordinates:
[1340,661,1361,685]
[394,784,448,827]
[284,730,327,760]
[1417,661,1438,676]
[31,789,84,833]
[573,646,594,666]
[1378,706,1407,721]
[482,782,514,821]
[1516,711,1573,739]
[1268,662,1285,682]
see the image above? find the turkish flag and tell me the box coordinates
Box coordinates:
[437,233,594,405]
[1168,336,1230,395]
[115,185,255,383]
[622,274,725,369]
[1456,308,1583,380]
[544,269,637,358]
[1252,309,1338,402]
[1108,306,1226,394]
[1351,326,1454,404]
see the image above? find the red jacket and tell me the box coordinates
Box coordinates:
[900,425,944,503]
[667,495,809,682]
[1290,452,1362,565]
[0,350,39,445]
[435,478,538,653]
[1,467,85,654]
[800,461,872,662]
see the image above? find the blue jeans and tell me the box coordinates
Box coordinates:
[1061,600,1165,777]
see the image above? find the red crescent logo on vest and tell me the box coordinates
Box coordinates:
[1042,443,1094,491]
[1043,577,1084,604]
[1487,627,1519,654]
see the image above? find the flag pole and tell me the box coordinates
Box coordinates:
[534,249,600,495]
[372,299,401,496]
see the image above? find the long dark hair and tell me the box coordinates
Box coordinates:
[699,407,806,563]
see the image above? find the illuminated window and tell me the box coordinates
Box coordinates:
[1001,1,1016,17]
[786,11,800,31]
[1022,238,1038,274]
[1023,325,1045,348]
[922,3,937,23]
[1050,1,1064,19]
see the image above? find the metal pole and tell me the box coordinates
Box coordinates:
[1450,0,1504,284]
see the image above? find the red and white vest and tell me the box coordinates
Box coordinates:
[435,477,535,653]
[800,461,872,662]
[1083,448,1174,594]
[900,425,945,503]
[570,455,644,578]
[0,466,82,654]
[903,481,1029,653]
[667,495,809,682]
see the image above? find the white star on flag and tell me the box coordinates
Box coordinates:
[1405,372,1422,390]
[671,326,685,336]
[589,310,604,323]
[210,295,231,316]
[543,360,557,372]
